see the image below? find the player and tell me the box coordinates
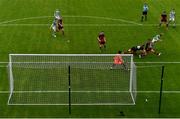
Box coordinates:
[152,33,163,43]
[126,45,145,54]
[141,3,149,22]
[111,51,127,70]
[145,39,161,56]
[125,45,146,58]
[97,32,106,51]
[159,11,168,29]
[50,19,57,37]
[169,9,176,27]
[54,9,61,20]
[57,18,64,35]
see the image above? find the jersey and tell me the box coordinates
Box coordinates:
[98,32,105,44]
[145,41,154,51]
[143,5,149,12]
[152,34,161,43]
[161,13,167,22]
[169,10,175,21]
[57,19,63,30]
[51,20,57,32]
[113,54,123,64]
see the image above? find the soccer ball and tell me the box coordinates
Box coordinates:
[145,98,148,102]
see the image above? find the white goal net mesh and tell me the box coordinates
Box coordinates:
[8,54,136,105]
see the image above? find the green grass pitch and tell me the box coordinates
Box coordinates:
[0,0,180,118]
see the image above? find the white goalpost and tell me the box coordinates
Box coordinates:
[8,54,136,105]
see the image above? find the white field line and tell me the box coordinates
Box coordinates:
[0,23,179,27]
[1,62,180,64]
[135,62,180,64]
[0,15,142,25]
[1,90,180,93]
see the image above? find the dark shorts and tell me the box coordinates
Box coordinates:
[142,11,148,15]
[99,41,105,45]
[146,48,153,52]
[58,24,64,30]
[161,19,167,22]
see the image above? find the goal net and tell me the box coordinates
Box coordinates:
[8,54,136,105]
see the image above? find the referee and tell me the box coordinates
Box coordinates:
[141,3,149,22]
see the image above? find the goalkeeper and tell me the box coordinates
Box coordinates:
[111,51,128,70]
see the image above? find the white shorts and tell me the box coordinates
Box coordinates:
[169,17,175,22]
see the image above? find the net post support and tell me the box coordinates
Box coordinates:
[158,65,165,114]
[68,65,71,115]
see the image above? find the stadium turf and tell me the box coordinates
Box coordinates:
[0,0,180,118]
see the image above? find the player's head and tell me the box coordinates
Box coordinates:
[118,50,122,54]
[99,32,105,36]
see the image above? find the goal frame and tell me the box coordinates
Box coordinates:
[8,54,136,106]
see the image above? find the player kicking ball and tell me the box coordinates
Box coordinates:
[97,32,106,52]
[169,9,176,28]
[159,11,168,29]
[111,51,128,70]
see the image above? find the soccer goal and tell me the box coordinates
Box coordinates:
[8,54,136,105]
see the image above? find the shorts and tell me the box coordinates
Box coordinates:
[146,48,153,52]
[161,19,167,22]
[142,11,147,15]
[99,41,105,45]
[169,17,175,22]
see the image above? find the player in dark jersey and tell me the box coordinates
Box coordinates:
[145,39,161,56]
[57,18,64,35]
[124,45,146,58]
[97,32,106,51]
[159,11,168,29]
[126,45,145,54]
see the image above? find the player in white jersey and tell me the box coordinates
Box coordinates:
[169,9,176,27]
[50,20,57,37]
[152,33,163,43]
[54,9,61,20]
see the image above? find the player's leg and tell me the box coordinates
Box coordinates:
[145,12,147,21]
[172,18,176,27]
[141,13,144,22]
[151,49,161,56]
[61,28,65,35]
[52,26,57,37]
[159,21,162,27]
